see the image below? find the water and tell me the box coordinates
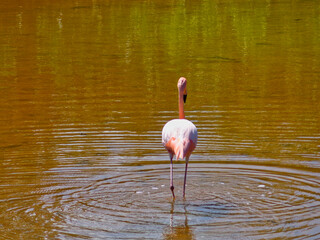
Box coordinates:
[1,0,320,239]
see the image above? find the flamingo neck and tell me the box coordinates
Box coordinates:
[179,89,185,119]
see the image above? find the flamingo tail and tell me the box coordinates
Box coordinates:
[164,136,196,160]
[174,139,195,160]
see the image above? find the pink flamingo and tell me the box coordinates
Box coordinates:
[162,77,198,199]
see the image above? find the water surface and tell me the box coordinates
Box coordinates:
[0,0,320,239]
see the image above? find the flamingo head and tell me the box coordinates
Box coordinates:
[177,77,187,103]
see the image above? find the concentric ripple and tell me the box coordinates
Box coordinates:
[30,160,319,239]
[1,121,319,239]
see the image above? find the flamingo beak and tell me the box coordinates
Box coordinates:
[183,94,187,103]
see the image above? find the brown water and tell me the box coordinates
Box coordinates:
[1,0,320,239]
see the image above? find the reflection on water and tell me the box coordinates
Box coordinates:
[0,0,320,239]
[164,201,194,240]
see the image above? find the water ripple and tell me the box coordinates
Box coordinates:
[25,161,318,239]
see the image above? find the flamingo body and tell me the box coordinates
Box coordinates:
[162,119,197,160]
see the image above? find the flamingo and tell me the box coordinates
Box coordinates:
[162,77,198,199]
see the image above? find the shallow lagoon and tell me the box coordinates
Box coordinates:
[0,0,319,239]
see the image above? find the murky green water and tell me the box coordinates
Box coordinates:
[1,0,320,239]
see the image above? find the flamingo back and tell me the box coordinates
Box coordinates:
[162,119,198,160]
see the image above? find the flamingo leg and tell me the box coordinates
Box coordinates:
[183,157,189,198]
[169,154,175,199]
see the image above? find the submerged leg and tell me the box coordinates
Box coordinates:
[183,157,189,198]
[169,154,175,199]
